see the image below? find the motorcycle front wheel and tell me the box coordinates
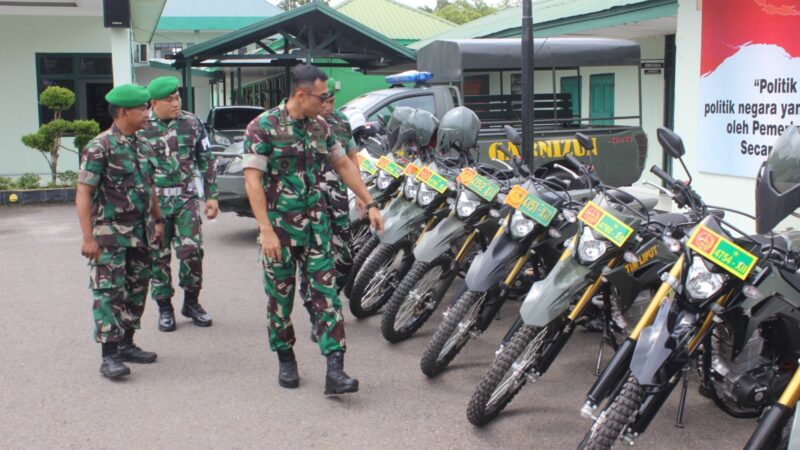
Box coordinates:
[420,290,485,377]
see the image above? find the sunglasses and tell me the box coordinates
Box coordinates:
[304,90,334,102]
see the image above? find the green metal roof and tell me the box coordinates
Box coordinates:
[336,0,455,41]
[409,0,677,50]
[131,0,168,43]
[157,16,268,31]
[175,1,415,67]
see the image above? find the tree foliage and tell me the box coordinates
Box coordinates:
[20,86,100,186]
[279,0,328,10]
[429,0,498,24]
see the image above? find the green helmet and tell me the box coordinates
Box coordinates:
[436,106,481,153]
[384,106,414,150]
[756,126,800,232]
[396,109,439,150]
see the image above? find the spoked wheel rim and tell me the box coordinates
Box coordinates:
[486,326,549,411]
[437,293,484,363]
[350,222,371,255]
[394,266,445,332]
[361,248,406,309]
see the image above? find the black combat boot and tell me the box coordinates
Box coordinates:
[99,342,130,379]
[156,298,176,332]
[277,349,299,388]
[181,290,212,327]
[324,351,359,395]
[118,329,158,363]
[304,303,318,343]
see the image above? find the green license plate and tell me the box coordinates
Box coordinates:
[416,166,448,193]
[377,156,404,178]
[578,201,634,247]
[357,153,378,175]
[687,224,757,280]
[504,185,558,226]
[457,168,500,202]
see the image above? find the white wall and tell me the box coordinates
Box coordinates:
[0,15,111,178]
[674,0,774,232]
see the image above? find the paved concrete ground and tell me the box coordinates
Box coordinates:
[0,204,756,449]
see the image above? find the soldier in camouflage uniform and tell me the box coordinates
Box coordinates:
[243,64,383,395]
[139,76,217,332]
[76,84,164,379]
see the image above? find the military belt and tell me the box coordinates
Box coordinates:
[156,186,187,196]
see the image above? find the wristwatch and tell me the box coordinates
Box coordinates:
[365,202,378,211]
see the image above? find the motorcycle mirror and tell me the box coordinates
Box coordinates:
[575,133,594,151]
[503,125,522,146]
[657,127,686,158]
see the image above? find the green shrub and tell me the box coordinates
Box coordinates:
[16,173,42,190]
[57,170,78,187]
[0,177,15,190]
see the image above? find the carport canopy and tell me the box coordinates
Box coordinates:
[170,1,416,110]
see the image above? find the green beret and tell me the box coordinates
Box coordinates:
[147,76,180,100]
[327,78,337,93]
[105,84,150,108]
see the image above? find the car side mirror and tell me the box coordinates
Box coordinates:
[657,127,686,158]
[503,125,522,146]
[575,132,594,151]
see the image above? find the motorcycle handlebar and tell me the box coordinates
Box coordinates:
[650,165,677,188]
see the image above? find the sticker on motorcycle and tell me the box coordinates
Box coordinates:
[577,201,633,247]
[504,185,558,226]
[357,153,379,175]
[416,166,448,193]
[404,162,420,176]
[377,156,404,179]
[457,168,500,202]
[687,224,757,280]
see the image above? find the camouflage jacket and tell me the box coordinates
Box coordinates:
[138,110,218,200]
[242,101,345,247]
[78,124,157,248]
[327,110,358,155]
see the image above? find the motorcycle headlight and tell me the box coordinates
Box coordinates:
[510,210,536,239]
[577,226,610,263]
[377,170,393,191]
[686,256,728,300]
[213,134,231,146]
[404,177,420,200]
[417,183,438,207]
[456,190,481,219]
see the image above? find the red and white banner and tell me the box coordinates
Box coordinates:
[698,0,800,177]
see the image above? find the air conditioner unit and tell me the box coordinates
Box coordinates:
[134,43,148,63]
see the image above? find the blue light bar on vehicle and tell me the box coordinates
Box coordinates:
[385,70,433,85]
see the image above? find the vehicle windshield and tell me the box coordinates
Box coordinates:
[341,92,392,115]
[213,108,264,130]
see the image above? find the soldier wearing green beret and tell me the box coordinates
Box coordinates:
[243,64,383,394]
[76,83,165,379]
[139,76,217,332]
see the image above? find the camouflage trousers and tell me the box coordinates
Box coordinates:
[150,194,203,300]
[325,176,353,290]
[89,245,151,343]
[262,244,345,356]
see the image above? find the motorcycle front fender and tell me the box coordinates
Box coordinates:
[380,197,427,245]
[413,214,467,263]
[520,256,592,327]
[464,231,527,292]
[630,300,698,386]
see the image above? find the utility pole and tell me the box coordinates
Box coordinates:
[521,0,534,166]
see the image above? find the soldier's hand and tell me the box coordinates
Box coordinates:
[368,208,384,235]
[259,228,282,261]
[205,199,219,220]
[81,238,101,261]
[355,198,367,218]
[154,223,165,242]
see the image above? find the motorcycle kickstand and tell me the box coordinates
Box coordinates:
[675,365,690,428]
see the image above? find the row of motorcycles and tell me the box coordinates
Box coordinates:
[343,104,800,449]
